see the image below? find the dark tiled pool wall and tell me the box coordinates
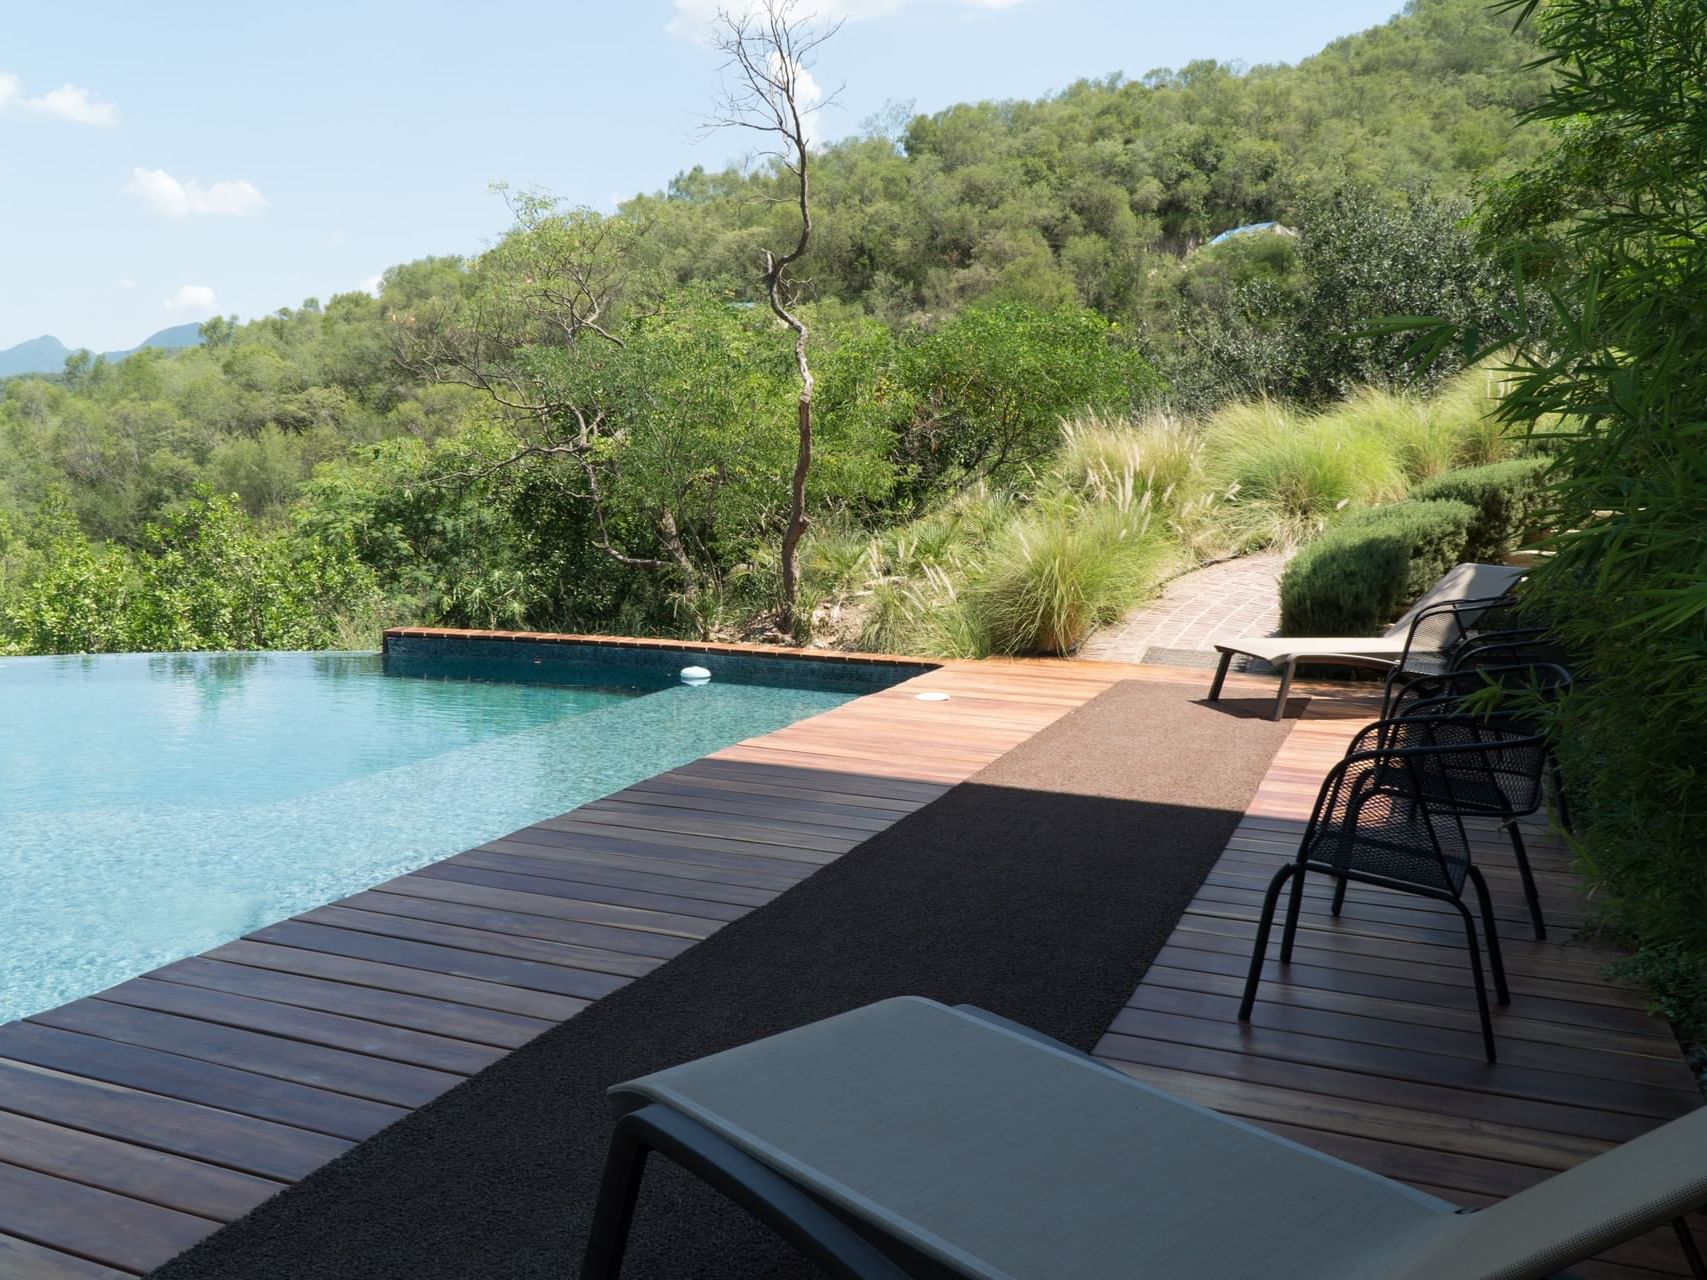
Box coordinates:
[382,634,933,695]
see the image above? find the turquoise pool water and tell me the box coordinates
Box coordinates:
[0,651,854,1023]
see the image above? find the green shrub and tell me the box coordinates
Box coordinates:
[1324,386,1455,483]
[1055,413,1203,514]
[1202,398,1409,550]
[1279,498,1474,635]
[1410,457,1550,562]
[971,504,1174,655]
[1423,368,1521,467]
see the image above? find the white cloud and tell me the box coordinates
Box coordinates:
[118,278,137,289]
[667,0,1022,38]
[165,284,217,313]
[24,83,118,126]
[0,72,21,111]
[360,273,384,297]
[785,58,824,112]
[126,168,267,218]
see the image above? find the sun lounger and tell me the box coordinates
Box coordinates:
[1208,561,1526,718]
[584,997,1707,1280]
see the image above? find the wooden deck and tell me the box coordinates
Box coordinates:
[0,650,1696,1277]
[1092,678,1704,1279]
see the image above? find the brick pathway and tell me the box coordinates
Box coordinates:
[1078,552,1287,668]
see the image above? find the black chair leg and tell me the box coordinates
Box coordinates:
[584,1106,912,1280]
[1550,757,1575,834]
[1466,865,1510,1005]
[583,1112,653,1280]
[1330,876,1348,917]
[1505,822,1547,941]
[1452,898,1499,1063]
[1673,1217,1707,1280]
[1240,863,1297,1021]
[1278,861,1309,962]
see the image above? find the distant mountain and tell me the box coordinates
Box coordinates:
[0,322,205,378]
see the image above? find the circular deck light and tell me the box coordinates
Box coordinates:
[914,691,950,702]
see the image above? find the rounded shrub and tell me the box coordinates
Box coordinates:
[1278,498,1475,636]
[1409,457,1551,562]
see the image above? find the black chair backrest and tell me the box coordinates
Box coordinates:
[1350,714,1550,819]
[1452,634,1572,673]
[1303,745,1475,893]
[1388,661,1572,721]
[1398,594,1514,670]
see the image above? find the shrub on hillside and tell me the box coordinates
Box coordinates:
[971,504,1176,655]
[1278,498,1474,636]
[1410,457,1550,562]
[1203,398,1408,550]
[1056,414,1202,513]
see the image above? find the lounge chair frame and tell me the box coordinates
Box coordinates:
[1210,589,1520,719]
[584,998,1707,1280]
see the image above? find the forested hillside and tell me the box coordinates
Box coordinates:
[0,0,1543,653]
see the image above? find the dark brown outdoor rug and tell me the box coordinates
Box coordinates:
[148,678,1299,1280]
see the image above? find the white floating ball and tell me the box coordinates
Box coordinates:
[680,666,712,686]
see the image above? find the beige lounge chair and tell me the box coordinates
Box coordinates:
[1208,561,1526,718]
[584,997,1707,1279]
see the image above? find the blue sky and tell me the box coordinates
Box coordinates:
[1,0,1407,352]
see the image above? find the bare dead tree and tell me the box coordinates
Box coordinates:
[708,0,841,636]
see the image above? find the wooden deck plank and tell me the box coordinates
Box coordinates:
[0,1160,217,1275]
[476,835,810,891]
[0,1233,139,1280]
[0,1109,281,1221]
[446,847,779,908]
[237,921,630,1003]
[201,940,593,1022]
[295,904,670,981]
[0,1059,352,1180]
[92,978,507,1076]
[28,1000,465,1109]
[350,887,697,961]
[148,957,557,1049]
[0,1025,407,1140]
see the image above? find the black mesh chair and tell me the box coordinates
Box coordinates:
[1392,657,1577,837]
[1378,595,1548,708]
[1238,740,1511,1061]
[1384,661,1572,721]
[1451,634,1573,675]
[1352,711,1554,940]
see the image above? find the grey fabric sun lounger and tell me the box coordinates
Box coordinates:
[585,997,1707,1279]
[1209,561,1526,718]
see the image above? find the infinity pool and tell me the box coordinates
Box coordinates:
[0,651,857,1022]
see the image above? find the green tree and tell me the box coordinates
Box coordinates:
[894,303,1160,497]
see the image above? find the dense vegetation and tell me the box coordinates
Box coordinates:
[0,0,1543,655]
[1462,0,1707,1035]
